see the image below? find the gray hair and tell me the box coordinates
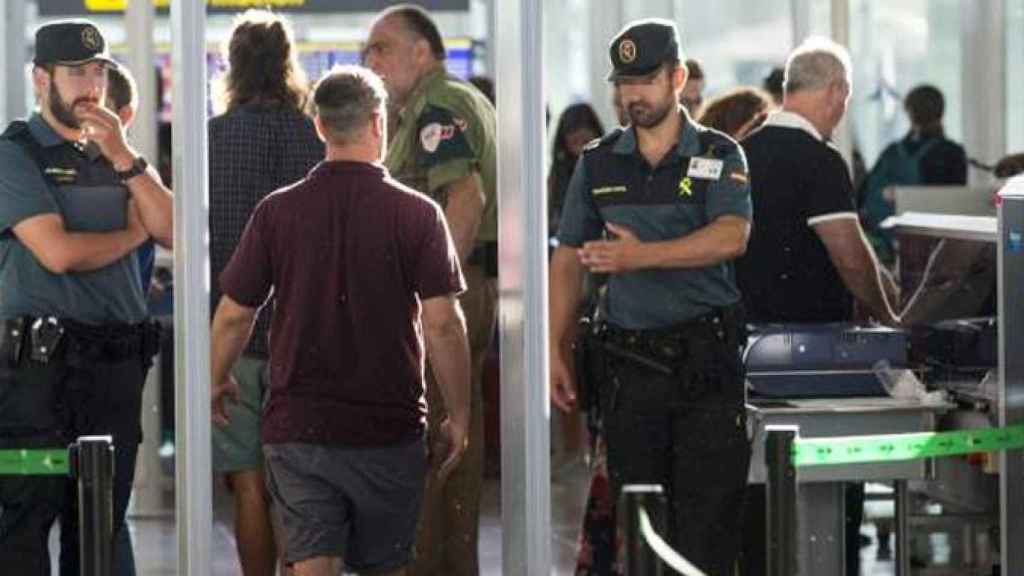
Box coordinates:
[784,36,852,95]
[313,65,388,145]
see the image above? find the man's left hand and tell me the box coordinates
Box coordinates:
[211,375,242,427]
[78,103,134,170]
[578,222,644,273]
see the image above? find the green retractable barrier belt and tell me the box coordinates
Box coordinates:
[793,424,1024,467]
[0,448,70,475]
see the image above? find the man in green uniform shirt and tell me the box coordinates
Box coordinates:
[365,5,497,576]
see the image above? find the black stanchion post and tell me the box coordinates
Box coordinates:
[619,484,666,576]
[71,435,115,576]
[766,425,798,576]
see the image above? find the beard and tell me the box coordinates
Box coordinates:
[48,82,96,130]
[626,92,676,129]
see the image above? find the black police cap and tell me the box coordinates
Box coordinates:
[607,19,682,81]
[34,20,117,68]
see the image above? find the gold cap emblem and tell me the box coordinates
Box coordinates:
[618,39,637,64]
[81,26,101,51]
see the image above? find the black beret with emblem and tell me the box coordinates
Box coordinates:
[34,20,117,68]
[607,18,682,81]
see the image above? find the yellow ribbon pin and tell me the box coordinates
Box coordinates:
[678,177,693,197]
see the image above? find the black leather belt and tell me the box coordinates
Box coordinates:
[0,316,161,367]
[599,304,745,358]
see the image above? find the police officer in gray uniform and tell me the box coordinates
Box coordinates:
[0,20,172,576]
[549,19,753,573]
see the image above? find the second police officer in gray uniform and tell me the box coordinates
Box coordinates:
[549,19,753,573]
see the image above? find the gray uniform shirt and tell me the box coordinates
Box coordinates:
[0,114,146,325]
[557,117,752,329]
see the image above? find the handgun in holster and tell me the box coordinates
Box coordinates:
[574,315,603,438]
[29,316,65,365]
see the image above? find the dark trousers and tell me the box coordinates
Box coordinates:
[597,315,751,575]
[0,331,147,576]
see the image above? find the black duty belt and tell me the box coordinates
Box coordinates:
[1,316,160,367]
[603,306,736,341]
[598,304,744,362]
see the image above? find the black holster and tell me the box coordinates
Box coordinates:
[0,317,27,368]
[574,315,603,439]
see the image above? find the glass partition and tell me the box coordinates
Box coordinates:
[848,0,962,167]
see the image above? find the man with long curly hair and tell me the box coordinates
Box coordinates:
[208,10,324,575]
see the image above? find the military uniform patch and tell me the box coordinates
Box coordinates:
[420,123,443,153]
[416,105,474,168]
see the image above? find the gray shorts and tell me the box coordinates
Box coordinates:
[263,438,428,573]
[212,356,268,473]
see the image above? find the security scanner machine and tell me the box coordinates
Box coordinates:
[747,180,1023,575]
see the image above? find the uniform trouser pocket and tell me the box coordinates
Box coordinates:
[0,359,64,436]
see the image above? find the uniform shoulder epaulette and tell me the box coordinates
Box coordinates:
[695,124,740,159]
[583,127,625,154]
[1,120,48,171]
[0,120,31,142]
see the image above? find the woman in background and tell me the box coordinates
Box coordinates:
[548,103,605,239]
[697,86,772,140]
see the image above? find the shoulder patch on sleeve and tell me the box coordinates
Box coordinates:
[416,104,474,167]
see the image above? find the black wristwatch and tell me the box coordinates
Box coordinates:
[115,156,148,182]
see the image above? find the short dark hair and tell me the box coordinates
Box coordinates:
[904,84,944,127]
[379,4,447,61]
[107,65,137,112]
[763,67,785,102]
[35,63,56,76]
[685,58,704,81]
[313,65,387,145]
[217,9,308,113]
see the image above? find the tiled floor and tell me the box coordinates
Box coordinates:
[46,455,902,575]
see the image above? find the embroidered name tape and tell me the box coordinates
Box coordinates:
[592,185,627,196]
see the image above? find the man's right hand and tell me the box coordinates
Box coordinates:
[550,350,578,413]
[434,417,469,481]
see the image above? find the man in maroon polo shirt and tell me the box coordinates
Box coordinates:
[209,64,471,576]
